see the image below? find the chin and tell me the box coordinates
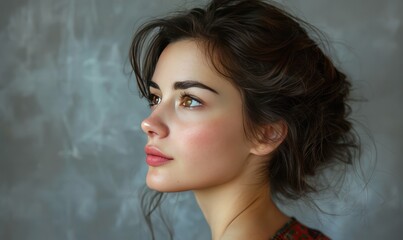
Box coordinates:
[146,175,184,192]
[146,183,187,193]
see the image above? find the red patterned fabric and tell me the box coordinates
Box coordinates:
[271,218,330,240]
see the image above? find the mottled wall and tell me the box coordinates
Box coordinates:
[0,0,401,239]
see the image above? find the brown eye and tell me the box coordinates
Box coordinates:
[149,94,161,107]
[180,94,202,108]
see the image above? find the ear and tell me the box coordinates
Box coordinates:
[250,120,287,156]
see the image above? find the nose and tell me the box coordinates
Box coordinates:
[141,110,169,138]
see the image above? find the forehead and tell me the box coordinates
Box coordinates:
[152,40,212,81]
[152,38,243,102]
[151,39,239,92]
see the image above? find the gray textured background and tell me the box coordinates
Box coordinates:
[0,0,402,239]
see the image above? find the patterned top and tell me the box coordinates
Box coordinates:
[271,218,330,240]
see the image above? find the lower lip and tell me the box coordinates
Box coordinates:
[146,155,173,167]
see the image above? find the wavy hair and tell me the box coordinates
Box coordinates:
[130,0,361,237]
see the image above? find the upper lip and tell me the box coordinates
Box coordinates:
[144,146,173,159]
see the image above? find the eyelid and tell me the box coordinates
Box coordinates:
[179,92,204,108]
[148,93,161,108]
[146,89,205,109]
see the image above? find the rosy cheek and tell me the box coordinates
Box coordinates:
[181,124,218,148]
[177,118,240,158]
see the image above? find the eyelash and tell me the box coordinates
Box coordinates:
[147,92,203,109]
[148,93,161,108]
[179,92,203,108]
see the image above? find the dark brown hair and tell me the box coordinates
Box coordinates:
[130,0,360,235]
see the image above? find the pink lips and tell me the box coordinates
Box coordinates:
[144,146,173,167]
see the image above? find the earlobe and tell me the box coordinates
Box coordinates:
[250,121,287,156]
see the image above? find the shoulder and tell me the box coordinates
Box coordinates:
[271,218,330,240]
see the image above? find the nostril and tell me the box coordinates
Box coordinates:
[147,130,158,137]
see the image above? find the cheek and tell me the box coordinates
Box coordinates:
[175,116,249,174]
[182,118,242,151]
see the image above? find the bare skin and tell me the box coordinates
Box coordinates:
[193,156,290,240]
[142,39,289,239]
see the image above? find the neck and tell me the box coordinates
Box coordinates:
[193,180,289,240]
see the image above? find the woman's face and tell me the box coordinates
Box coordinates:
[141,39,258,192]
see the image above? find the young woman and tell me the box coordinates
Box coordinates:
[130,0,360,239]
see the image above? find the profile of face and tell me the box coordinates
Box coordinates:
[141,40,269,192]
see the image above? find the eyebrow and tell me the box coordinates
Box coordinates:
[149,80,219,94]
[149,81,159,89]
